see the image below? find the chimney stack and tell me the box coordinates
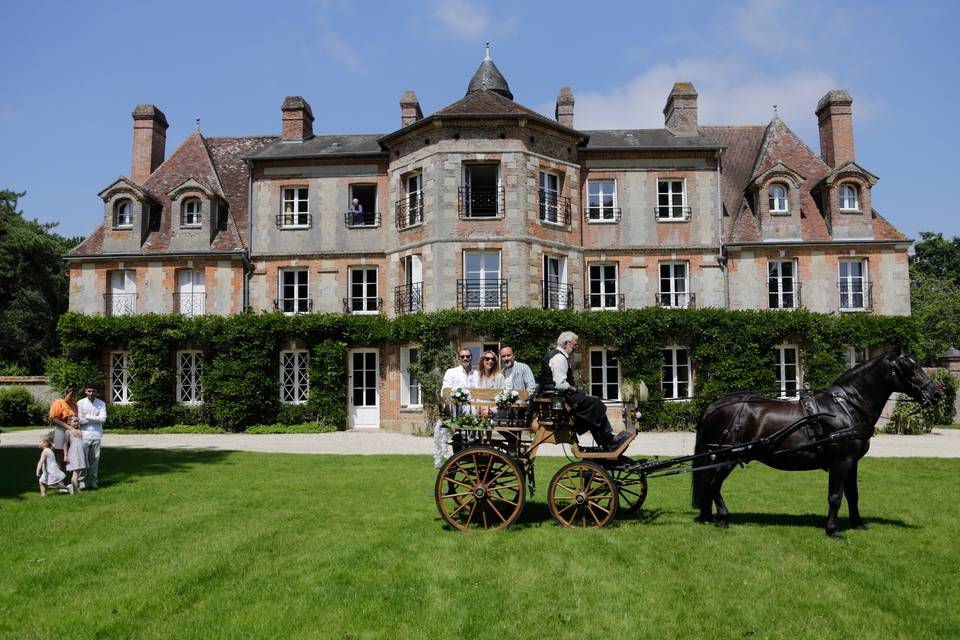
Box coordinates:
[400,90,423,127]
[131,105,168,184]
[663,82,699,135]
[816,90,854,167]
[281,96,314,142]
[555,87,575,128]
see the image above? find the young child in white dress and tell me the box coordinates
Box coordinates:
[63,416,87,492]
[36,435,74,496]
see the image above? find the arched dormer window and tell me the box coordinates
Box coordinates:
[768,183,789,213]
[181,198,202,227]
[114,199,134,228]
[839,184,859,211]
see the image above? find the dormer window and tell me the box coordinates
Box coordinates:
[839,184,859,211]
[114,199,133,229]
[181,198,202,227]
[768,183,789,213]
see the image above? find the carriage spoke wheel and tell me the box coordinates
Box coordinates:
[436,446,525,531]
[548,462,618,528]
[611,459,648,513]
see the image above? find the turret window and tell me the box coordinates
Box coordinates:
[114,199,133,229]
[768,183,789,213]
[839,184,859,211]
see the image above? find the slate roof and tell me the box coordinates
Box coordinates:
[582,128,723,151]
[247,133,385,161]
[465,57,513,100]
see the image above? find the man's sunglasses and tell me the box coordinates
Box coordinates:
[459,354,472,360]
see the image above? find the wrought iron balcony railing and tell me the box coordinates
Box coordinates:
[343,296,383,314]
[273,298,313,314]
[173,293,206,317]
[276,213,313,229]
[539,190,572,225]
[344,211,381,228]
[394,282,424,315]
[585,292,624,311]
[458,186,505,218]
[104,293,137,316]
[656,292,696,309]
[769,283,803,310]
[585,206,621,222]
[838,281,872,311]
[655,206,692,221]
[541,280,575,310]
[395,195,424,229]
[457,279,508,309]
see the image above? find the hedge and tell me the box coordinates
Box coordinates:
[48,308,921,432]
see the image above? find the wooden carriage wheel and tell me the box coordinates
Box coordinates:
[435,446,526,531]
[610,459,648,513]
[548,461,618,528]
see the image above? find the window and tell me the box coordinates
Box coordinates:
[775,345,800,398]
[839,259,868,310]
[398,255,423,314]
[657,179,688,220]
[539,171,562,223]
[348,184,378,226]
[108,269,136,316]
[279,268,310,314]
[216,202,229,231]
[462,251,502,309]
[587,180,617,221]
[462,163,501,217]
[280,187,310,228]
[176,269,205,316]
[348,267,379,313]
[114,199,134,228]
[543,254,570,309]
[659,262,690,308]
[176,351,202,404]
[110,351,133,404]
[843,346,867,370]
[768,260,797,309]
[400,346,421,408]
[181,198,202,227]
[662,347,692,399]
[398,173,423,228]
[839,184,859,210]
[589,349,620,401]
[588,263,619,310]
[280,350,309,404]
[768,183,789,213]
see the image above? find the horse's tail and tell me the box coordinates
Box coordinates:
[691,410,710,509]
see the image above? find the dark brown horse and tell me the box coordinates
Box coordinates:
[693,348,943,538]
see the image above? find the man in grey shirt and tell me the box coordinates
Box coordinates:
[499,345,537,398]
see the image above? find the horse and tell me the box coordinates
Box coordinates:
[692,347,943,538]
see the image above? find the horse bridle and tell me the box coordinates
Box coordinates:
[893,356,941,415]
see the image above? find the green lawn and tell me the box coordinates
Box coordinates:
[1,448,958,640]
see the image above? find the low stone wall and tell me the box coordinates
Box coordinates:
[0,376,59,405]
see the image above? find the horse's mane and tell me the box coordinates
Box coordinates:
[832,349,897,387]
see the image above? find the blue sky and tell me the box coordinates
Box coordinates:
[2,0,958,242]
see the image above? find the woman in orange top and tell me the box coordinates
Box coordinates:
[48,386,81,470]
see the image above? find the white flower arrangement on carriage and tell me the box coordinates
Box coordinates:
[449,386,472,405]
[494,387,520,407]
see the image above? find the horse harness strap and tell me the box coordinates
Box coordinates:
[798,389,825,440]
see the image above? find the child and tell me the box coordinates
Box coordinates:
[36,435,74,496]
[63,416,87,492]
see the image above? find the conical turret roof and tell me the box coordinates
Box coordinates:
[466,43,513,100]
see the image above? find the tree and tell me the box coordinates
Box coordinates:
[910,232,960,364]
[0,190,79,373]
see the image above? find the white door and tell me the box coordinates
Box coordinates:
[348,349,380,428]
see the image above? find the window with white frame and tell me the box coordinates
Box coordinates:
[402,173,423,227]
[400,346,421,408]
[539,171,561,223]
[589,349,620,401]
[279,268,310,314]
[114,199,134,228]
[775,345,800,398]
[839,184,859,211]
[348,267,379,313]
[657,179,688,220]
[587,263,619,310]
[279,350,309,404]
[108,269,136,316]
[463,251,502,309]
[176,268,205,316]
[176,351,202,404]
[587,180,617,221]
[768,183,789,213]
[543,254,570,309]
[281,187,310,227]
[181,198,202,227]
[768,260,797,309]
[110,351,133,404]
[839,259,868,310]
[843,345,867,370]
[662,346,692,399]
[659,262,690,308]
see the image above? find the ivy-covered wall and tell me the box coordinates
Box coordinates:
[48,308,919,431]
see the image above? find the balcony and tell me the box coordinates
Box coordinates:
[541,280,575,310]
[344,211,381,228]
[656,292,696,309]
[343,296,383,314]
[458,186,505,218]
[394,282,424,315]
[769,283,803,310]
[839,281,872,312]
[173,293,206,317]
[275,213,313,229]
[395,195,424,229]
[585,293,624,311]
[654,206,691,221]
[457,279,508,309]
[273,298,313,314]
[104,293,137,316]
[585,207,621,223]
[539,191,572,225]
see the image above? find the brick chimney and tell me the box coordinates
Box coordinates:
[555,87,574,128]
[281,96,314,142]
[663,82,698,135]
[400,90,423,127]
[816,90,854,167]
[131,105,168,184]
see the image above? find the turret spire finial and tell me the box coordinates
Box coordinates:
[484,41,490,60]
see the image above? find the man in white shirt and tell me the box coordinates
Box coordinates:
[435,348,479,468]
[76,386,107,489]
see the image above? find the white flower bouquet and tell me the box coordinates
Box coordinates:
[450,387,472,405]
[495,387,520,407]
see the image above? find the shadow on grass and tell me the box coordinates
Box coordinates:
[0,446,232,501]
[728,511,917,530]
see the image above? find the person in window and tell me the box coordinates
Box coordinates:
[540,331,630,451]
[348,197,365,226]
[435,349,479,468]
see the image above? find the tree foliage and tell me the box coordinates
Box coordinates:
[910,232,960,363]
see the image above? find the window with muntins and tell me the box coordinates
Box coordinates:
[589,349,620,401]
[110,351,133,404]
[176,351,202,404]
[657,179,687,220]
[775,345,799,398]
[662,347,692,399]
[348,267,379,313]
[400,347,421,407]
[768,183,789,213]
[588,263,619,310]
[280,350,309,404]
[181,198,202,227]
[463,251,502,309]
[839,259,868,310]
[539,171,561,223]
[114,199,134,228]
[281,187,310,227]
[839,184,859,210]
[279,268,310,313]
[659,263,690,308]
[587,180,616,221]
[768,260,797,309]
